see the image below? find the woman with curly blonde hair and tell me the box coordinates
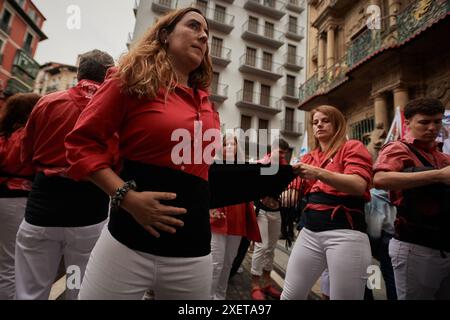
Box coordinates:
[65,7,220,299]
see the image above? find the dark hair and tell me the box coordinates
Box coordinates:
[404,98,445,119]
[77,49,115,83]
[0,93,41,138]
[273,138,290,151]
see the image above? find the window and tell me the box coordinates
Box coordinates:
[258,119,269,152]
[288,45,297,64]
[23,33,34,54]
[264,22,274,39]
[248,16,258,33]
[211,37,223,58]
[288,16,298,33]
[245,47,257,67]
[16,0,25,8]
[262,52,273,71]
[0,38,4,65]
[241,115,252,159]
[241,115,252,132]
[286,75,296,96]
[159,0,172,6]
[285,108,295,132]
[260,85,271,106]
[214,5,226,24]
[264,0,275,8]
[211,72,219,95]
[243,80,254,102]
[196,0,208,14]
[351,117,375,145]
[0,10,12,34]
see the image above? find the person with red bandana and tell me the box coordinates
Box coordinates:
[15,50,115,300]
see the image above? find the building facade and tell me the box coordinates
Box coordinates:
[0,0,46,98]
[130,0,308,161]
[300,0,450,146]
[34,62,78,95]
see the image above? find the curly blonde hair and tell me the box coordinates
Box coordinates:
[116,7,212,99]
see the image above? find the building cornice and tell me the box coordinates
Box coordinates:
[7,0,47,40]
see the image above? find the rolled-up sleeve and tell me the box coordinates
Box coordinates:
[65,77,126,181]
[342,140,373,185]
[373,142,409,173]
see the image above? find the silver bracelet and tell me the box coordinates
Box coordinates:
[110,180,137,209]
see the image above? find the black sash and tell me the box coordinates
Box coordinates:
[303,192,367,232]
[108,160,211,258]
[25,172,109,227]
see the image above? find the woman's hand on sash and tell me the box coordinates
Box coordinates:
[121,190,187,238]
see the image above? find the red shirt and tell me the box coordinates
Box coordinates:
[0,128,34,191]
[65,75,220,181]
[211,202,261,242]
[296,140,373,201]
[21,80,118,177]
[374,133,450,207]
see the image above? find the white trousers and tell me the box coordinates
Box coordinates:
[0,197,27,300]
[282,228,371,300]
[14,219,106,300]
[78,227,213,300]
[389,238,450,300]
[210,233,242,300]
[251,210,281,276]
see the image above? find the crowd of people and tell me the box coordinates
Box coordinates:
[0,7,449,300]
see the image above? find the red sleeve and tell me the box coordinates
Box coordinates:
[373,142,409,173]
[65,76,127,181]
[342,140,373,185]
[20,100,40,166]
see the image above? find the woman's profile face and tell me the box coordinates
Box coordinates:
[166,11,209,73]
[312,111,335,143]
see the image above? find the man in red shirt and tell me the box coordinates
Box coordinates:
[15,50,115,300]
[374,98,450,300]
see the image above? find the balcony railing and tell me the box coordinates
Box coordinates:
[236,89,282,114]
[285,22,305,41]
[281,120,303,136]
[347,0,450,69]
[300,0,450,104]
[151,0,178,14]
[12,49,40,80]
[241,21,284,49]
[283,53,304,71]
[192,4,235,34]
[397,0,450,44]
[210,46,231,67]
[239,54,283,81]
[284,0,305,13]
[243,0,286,20]
[299,55,348,102]
[209,83,228,103]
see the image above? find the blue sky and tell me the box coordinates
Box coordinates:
[33,0,135,65]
